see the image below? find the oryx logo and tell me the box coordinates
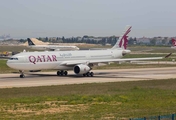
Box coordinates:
[174,41,176,46]
[119,35,128,49]
[172,38,176,46]
[118,26,131,49]
[111,26,131,50]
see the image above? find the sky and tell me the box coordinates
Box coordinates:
[0,0,176,38]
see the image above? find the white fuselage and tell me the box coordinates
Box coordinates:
[7,49,124,71]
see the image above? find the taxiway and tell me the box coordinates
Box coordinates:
[0,67,176,88]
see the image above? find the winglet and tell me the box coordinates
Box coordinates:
[165,53,172,58]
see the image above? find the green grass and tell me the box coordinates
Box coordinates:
[0,79,176,119]
[128,46,175,53]
[0,45,34,52]
[0,60,17,73]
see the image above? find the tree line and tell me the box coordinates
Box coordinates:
[19,36,172,46]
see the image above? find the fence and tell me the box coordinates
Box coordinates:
[130,114,175,120]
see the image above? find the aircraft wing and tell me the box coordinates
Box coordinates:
[171,46,176,49]
[60,53,171,66]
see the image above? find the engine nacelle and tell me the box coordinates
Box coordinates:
[74,64,90,74]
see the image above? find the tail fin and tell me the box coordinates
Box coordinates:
[111,25,132,49]
[172,38,176,47]
[27,38,35,46]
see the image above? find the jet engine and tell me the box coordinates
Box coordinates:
[73,64,90,74]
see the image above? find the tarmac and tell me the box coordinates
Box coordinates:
[0,67,176,88]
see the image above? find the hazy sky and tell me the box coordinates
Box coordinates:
[0,0,176,38]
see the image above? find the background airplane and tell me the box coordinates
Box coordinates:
[171,38,176,49]
[7,26,169,78]
[27,38,79,51]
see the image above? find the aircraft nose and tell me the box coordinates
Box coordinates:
[6,58,19,69]
[6,60,13,68]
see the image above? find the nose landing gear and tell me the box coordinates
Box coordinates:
[19,70,25,78]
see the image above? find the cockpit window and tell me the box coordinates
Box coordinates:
[9,58,18,60]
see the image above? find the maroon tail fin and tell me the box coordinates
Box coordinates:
[111,26,131,49]
[172,38,176,46]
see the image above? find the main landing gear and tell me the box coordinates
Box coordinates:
[83,72,94,77]
[57,70,68,76]
[19,70,25,78]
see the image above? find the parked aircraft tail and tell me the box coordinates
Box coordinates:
[172,38,176,47]
[27,38,35,46]
[111,25,132,50]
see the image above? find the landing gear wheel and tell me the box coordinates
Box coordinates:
[19,70,25,78]
[57,71,68,76]
[64,71,68,76]
[20,74,25,78]
[86,72,90,77]
[57,71,61,76]
[90,72,94,77]
[83,72,94,77]
[60,71,64,76]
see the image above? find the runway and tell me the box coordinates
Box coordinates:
[0,67,176,88]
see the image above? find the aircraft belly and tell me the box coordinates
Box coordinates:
[53,65,73,70]
[10,63,58,70]
[8,62,73,70]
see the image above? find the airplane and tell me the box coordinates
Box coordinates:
[171,38,176,49]
[7,26,170,78]
[27,38,80,51]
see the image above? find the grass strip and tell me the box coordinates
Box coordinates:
[0,79,176,119]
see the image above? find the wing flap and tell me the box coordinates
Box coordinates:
[60,60,89,66]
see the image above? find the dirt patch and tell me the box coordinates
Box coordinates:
[38,104,88,114]
[3,101,88,115]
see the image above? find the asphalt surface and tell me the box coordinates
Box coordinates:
[0,67,176,88]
